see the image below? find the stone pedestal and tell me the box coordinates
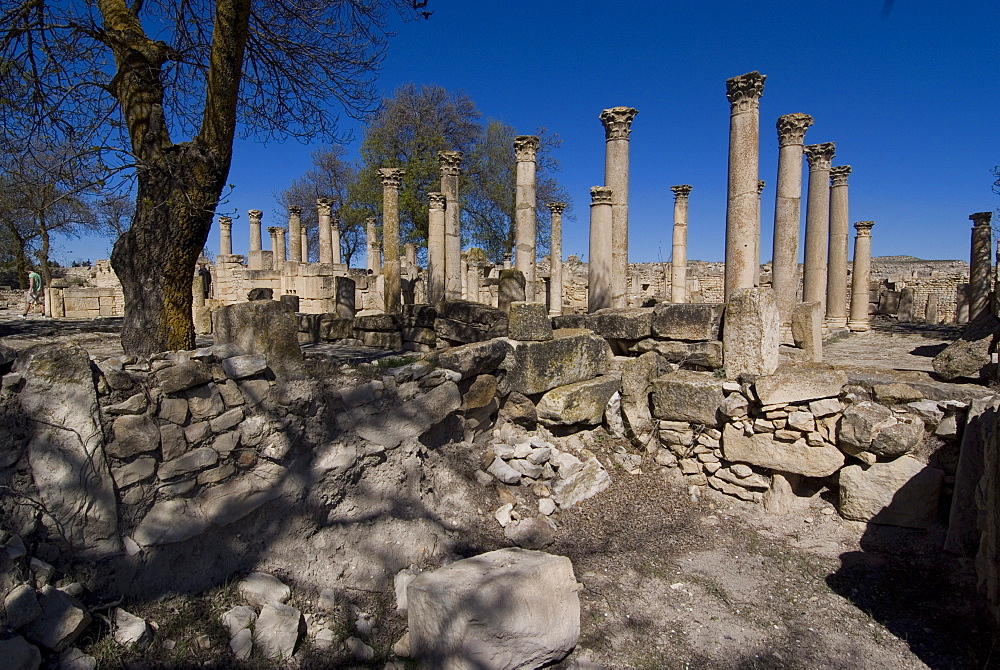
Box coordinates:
[848,221,874,332]
[287,206,302,262]
[670,185,692,303]
[802,142,836,316]
[547,202,567,315]
[515,136,540,301]
[219,216,233,256]
[379,168,405,314]
[723,72,765,301]
[970,212,993,321]
[826,166,852,328]
[439,151,463,300]
[600,106,638,308]
[722,287,780,378]
[335,276,356,318]
[588,186,614,313]
[771,113,814,331]
[427,192,446,303]
[317,198,333,265]
[499,269,526,312]
[248,209,264,270]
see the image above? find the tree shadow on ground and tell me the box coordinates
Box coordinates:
[910,343,948,358]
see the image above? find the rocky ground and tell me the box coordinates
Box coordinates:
[1,310,997,669]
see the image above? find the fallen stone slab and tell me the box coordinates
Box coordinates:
[156,360,213,394]
[254,603,302,662]
[536,376,621,427]
[753,364,848,406]
[932,310,999,380]
[437,339,510,381]
[839,456,944,529]
[723,423,845,478]
[651,303,724,341]
[508,301,553,341]
[585,308,653,340]
[407,548,579,670]
[356,381,462,449]
[502,329,610,396]
[214,301,304,378]
[24,586,92,652]
[631,339,722,369]
[650,370,726,427]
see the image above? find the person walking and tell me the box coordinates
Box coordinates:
[22,267,44,318]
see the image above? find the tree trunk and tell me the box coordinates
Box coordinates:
[37,212,52,288]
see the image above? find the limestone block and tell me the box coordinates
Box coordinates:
[355,381,461,449]
[111,457,157,488]
[631,339,722,369]
[586,308,653,340]
[157,397,190,424]
[504,517,556,550]
[791,301,823,362]
[839,456,943,528]
[536,376,621,426]
[551,457,611,508]
[0,636,41,670]
[254,603,302,662]
[193,306,212,335]
[651,303,724,341]
[460,374,498,410]
[722,423,845,477]
[870,416,925,458]
[222,605,257,636]
[158,447,218,480]
[157,361,213,395]
[722,287,781,378]
[946,395,1000,555]
[438,300,508,329]
[221,355,268,380]
[4,583,41,629]
[24,586,91,652]
[213,301,304,379]
[401,327,436,346]
[62,296,99,312]
[360,331,403,350]
[500,391,537,429]
[108,414,160,458]
[498,269,527,311]
[158,424,187,462]
[354,313,399,332]
[319,315,354,341]
[502,329,610,396]
[837,401,895,451]
[551,314,588,330]
[183,383,225,421]
[753,364,848,406]
[407,548,579,670]
[113,608,152,649]
[508,302,553,341]
[104,393,148,416]
[650,370,725,427]
[402,304,437,328]
[613,352,658,441]
[239,572,290,608]
[334,276,356,318]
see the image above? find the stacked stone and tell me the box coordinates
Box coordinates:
[353,314,402,350]
[434,300,509,346]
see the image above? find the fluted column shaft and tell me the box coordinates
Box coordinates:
[827,166,852,328]
[589,187,614,312]
[600,107,638,308]
[802,142,836,313]
[427,193,446,302]
[219,217,233,256]
[723,72,766,300]
[971,212,994,320]
[848,221,874,331]
[439,151,463,300]
[287,206,302,262]
[379,168,405,314]
[771,113,813,327]
[670,185,692,303]
[547,202,566,315]
[515,136,540,301]
[317,199,333,264]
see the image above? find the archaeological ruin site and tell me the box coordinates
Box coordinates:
[3,71,1000,669]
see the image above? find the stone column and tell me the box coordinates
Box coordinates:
[427,192,446,303]
[802,142,837,313]
[331,218,342,265]
[467,263,480,303]
[970,211,993,320]
[379,167,405,314]
[848,221,874,332]
[248,209,263,269]
[755,179,765,285]
[547,202,567,316]
[267,227,284,268]
[826,165,852,328]
[287,206,302,262]
[771,113,814,328]
[589,186,614,312]
[439,150,463,300]
[600,107,638,308]
[219,216,233,256]
[670,185,693,303]
[366,217,379,273]
[514,135,540,301]
[300,227,310,262]
[460,253,469,299]
[503,253,512,270]
[317,198,333,264]
[723,71,766,300]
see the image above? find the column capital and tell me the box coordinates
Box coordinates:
[437,150,463,176]
[366,216,376,225]
[514,135,540,161]
[288,205,301,216]
[804,142,836,171]
[266,226,282,234]
[830,165,852,187]
[218,216,232,227]
[726,71,766,112]
[590,186,613,205]
[971,211,993,228]
[671,184,693,200]
[428,192,446,209]
[377,168,405,189]
[248,209,262,222]
[599,106,638,140]
[546,202,567,214]
[757,179,766,195]
[776,113,814,146]
[854,220,874,235]
[316,198,333,216]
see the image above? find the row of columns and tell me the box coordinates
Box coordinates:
[230,203,344,269]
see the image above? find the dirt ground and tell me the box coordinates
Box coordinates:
[2,311,998,669]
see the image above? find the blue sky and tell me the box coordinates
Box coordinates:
[59,0,999,266]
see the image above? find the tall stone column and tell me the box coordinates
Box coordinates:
[723,72,765,301]
[826,165,852,328]
[267,227,285,268]
[460,254,469,299]
[771,113,814,328]
[848,221,875,332]
[670,185,693,303]
[300,227,309,263]
[802,142,837,313]
[589,186,614,312]
[755,179,765,285]
[600,106,638,308]
[547,202,567,316]
[514,135,540,301]
[438,150,463,300]
[287,206,302,262]
[219,216,233,256]
[331,218,342,265]
[970,211,994,320]
[317,198,333,264]
[379,168,405,314]
[248,209,264,270]
[427,192,446,303]
[366,217,379,273]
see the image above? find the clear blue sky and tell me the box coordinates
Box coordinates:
[57,0,999,266]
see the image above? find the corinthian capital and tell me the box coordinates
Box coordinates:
[266,226,282,235]
[854,220,874,235]
[378,168,405,189]
[438,151,463,176]
[757,179,766,195]
[776,113,814,147]
[248,209,262,222]
[804,143,836,171]
[316,198,333,217]
[218,216,233,228]
[428,192,446,209]
[599,107,638,140]
[830,166,852,187]
[971,212,993,228]
[726,71,766,112]
[671,185,693,200]
[546,202,567,215]
[514,135,540,162]
[590,186,613,205]
[287,205,301,216]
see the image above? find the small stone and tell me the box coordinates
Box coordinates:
[346,636,374,661]
[487,458,522,485]
[730,464,753,478]
[393,631,410,658]
[239,572,290,608]
[229,628,253,660]
[222,606,257,636]
[538,498,557,515]
[494,503,514,527]
[114,608,153,649]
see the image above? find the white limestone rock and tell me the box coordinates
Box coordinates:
[723,423,844,478]
[239,573,290,609]
[113,608,152,649]
[839,456,943,529]
[552,458,611,508]
[254,603,302,661]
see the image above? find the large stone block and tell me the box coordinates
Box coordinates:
[318,315,353,341]
[502,329,610,395]
[650,370,725,427]
[24,586,91,652]
[722,287,781,378]
[407,548,579,670]
[631,339,722,370]
[434,317,488,344]
[402,303,437,328]
[933,311,1000,380]
[753,364,848,406]
[354,313,399,332]
[586,308,653,340]
[651,303,724,341]
[791,301,822,362]
[946,395,1000,555]
[722,423,845,477]
[839,456,943,528]
[536,376,621,426]
[508,302,553,341]
[214,301,303,378]
[356,381,462,449]
[437,339,510,380]
[498,269,526,311]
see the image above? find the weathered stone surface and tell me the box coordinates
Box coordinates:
[754,364,848,406]
[873,383,923,404]
[5,583,41,629]
[933,310,999,380]
[239,573,291,608]
[552,457,611,508]
[230,628,252,660]
[0,636,40,670]
[722,287,781,378]
[437,339,510,381]
[104,393,149,416]
[111,457,157,488]
[487,457,522,485]
[107,414,160,459]
[214,301,304,378]
[507,302,553,341]
[158,447,218,480]
[650,370,725,427]
[222,605,257,637]
[15,346,120,559]
[220,354,268,380]
[502,329,610,395]
[651,303,724,341]
[254,603,302,662]
[536,376,621,426]
[631,339,722,369]
[157,397,189,424]
[614,352,658,442]
[354,313,399,332]
[504,517,556,549]
[407,548,579,670]
[586,308,652,340]
[723,423,845,477]
[157,360,213,394]
[870,416,924,458]
[356,381,461,449]
[839,456,943,528]
[500,392,537,429]
[461,374,497,410]
[183,383,226,421]
[946,395,1000,556]
[791,301,823,362]
[498,269,527,311]
[838,401,922,458]
[113,608,152,649]
[319,315,354,341]
[24,586,91,652]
